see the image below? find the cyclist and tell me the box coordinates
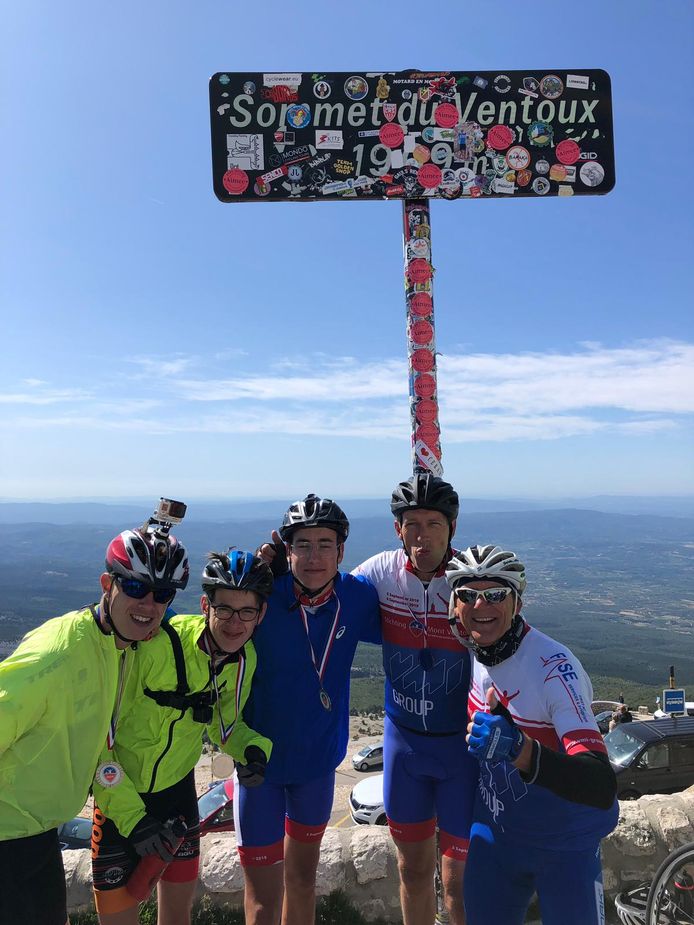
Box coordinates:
[90,551,273,925]
[0,513,189,925]
[353,474,477,925]
[238,494,381,925]
[446,545,618,925]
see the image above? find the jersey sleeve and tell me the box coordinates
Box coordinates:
[0,631,54,760]
[542,650,606,756]
[352,573,382,645]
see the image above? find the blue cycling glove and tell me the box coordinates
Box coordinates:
[468,711,524,763]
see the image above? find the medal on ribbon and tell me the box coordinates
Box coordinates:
[298,595,341,713]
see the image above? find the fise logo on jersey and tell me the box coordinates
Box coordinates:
[541,651,591,722]
[541,651,578,681]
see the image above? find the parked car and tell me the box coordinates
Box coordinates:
[349,773,386,826]
[57,815,93,850]
[58,777,235,850]
[352,742,384,772]
[595,710,615,735]
[605,717,694,800]
[197,777,235,834]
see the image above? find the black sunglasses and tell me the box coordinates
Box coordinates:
[116,576,176,604]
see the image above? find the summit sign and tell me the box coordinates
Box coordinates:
[210,69,614,202]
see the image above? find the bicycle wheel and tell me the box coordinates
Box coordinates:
[646,841,694,925]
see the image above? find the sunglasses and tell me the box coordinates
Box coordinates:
[454,586,513,606]
[116,576,176,604]
[211,604,261,623]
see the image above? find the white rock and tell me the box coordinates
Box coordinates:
[199,834,244,893]
[316,830,345,895]
[607,802,657,856]
[350,826,391,884]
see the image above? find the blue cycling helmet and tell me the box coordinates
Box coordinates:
[201,550,274,600]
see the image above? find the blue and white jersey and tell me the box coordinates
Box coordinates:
[243,572,381,786]
[468,626,618,850]
[354,549,470,734]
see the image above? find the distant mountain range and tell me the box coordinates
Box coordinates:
[2,501,693,703]
[1,494,693,523]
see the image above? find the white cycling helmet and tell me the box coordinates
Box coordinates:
[614,884,647,925]
[445,545,527,595]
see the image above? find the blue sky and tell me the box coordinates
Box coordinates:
[2,0,692,501]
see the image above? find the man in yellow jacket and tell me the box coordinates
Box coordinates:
[91,551,273,925]
[0,510,190,925]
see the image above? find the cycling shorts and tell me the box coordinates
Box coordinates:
[234,769,335,866]
[464,821,605,925]
[0,828,67,925]
[383,715,477,860]
[91,769,201,914]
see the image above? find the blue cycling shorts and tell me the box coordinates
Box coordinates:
[383,715,477,859]
[233,770,335,866]
[464,821,605,925]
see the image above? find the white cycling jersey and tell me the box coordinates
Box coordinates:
[468,624,616,848]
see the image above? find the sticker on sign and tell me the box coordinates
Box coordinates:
[414,440,443,477]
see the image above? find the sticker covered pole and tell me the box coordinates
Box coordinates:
[403,198,443,477]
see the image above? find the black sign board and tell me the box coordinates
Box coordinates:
[210,69,614,203]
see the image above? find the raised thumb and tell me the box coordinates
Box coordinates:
[486,687,499,712]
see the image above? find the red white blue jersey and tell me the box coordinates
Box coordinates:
[354,549,470,734]
[468,626,618,849]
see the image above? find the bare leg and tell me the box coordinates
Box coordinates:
[96,904,140,925]
[281,836,322,925]
[441,855,466,924]
[243,862,285,925]
[157,878,197,925]
[394,835,437,925]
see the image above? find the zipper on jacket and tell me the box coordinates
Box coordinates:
[147,710,185,793]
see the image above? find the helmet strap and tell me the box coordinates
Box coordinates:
[101,581,141,646]
[201,622,229,660]
[291,572,336,607]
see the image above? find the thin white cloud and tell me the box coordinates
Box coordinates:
[3,340,692,443]
[0,388,92,405]
[126,355,196,378]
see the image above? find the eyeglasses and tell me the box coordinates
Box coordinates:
[211,604,261,623]
[115,576,176,604]
[454,586,513,606]
[290,541,339,558]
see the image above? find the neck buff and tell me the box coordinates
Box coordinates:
[474,613,528,667]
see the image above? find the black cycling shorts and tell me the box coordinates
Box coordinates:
[92,768,200,910]
[0,828,67,925]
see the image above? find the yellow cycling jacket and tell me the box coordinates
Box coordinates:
[0,607,123,839]
[92,614,271,837]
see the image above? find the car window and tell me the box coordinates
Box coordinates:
[198,783,230,818]
[372,748,382,758]
[670,739,694,767]
[605,727,643,766]
[638,743,669,770]
[208,804,234,827]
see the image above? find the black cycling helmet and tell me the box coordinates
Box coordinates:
[202,550,274,600]
[390,473,459,523]
[279,494,350,542]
